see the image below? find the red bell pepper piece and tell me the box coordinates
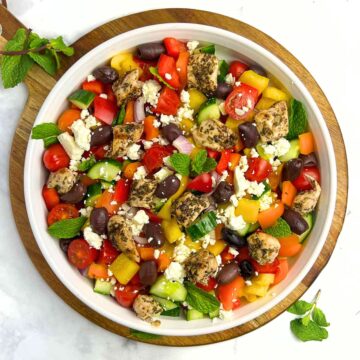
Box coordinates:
[196,277,217,292]
[153,87,180,115]
[82,80,104,95]
[42,185,60,210]
[93,96,118,125]
[244,157,272,182]
[187,173,213,193]
[113,179,131,205]
[144,209,162,223]
[176,51,189,89]
[216,276,245,310]
[216,150,232,174]
[98,239,119,266]
[207,148,220,160]
[157,54,181,89]
[163,37,187,58]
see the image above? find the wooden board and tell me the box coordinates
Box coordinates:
[2,6,348,346]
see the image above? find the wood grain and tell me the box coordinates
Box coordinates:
[3,5,348,346]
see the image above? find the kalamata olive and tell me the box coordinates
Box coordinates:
[155,175,180,198]
[143,222,166,248]
[221,227,247,247]
[238,121,260,148]
[282,208,309,235]
[299,153,318,167]
[282,158,304,181]
[93,66,119,84]
[248,64,267,77]
[139,260,158,286]
[239,260,254,279]
[59,239,73,253]
[90,207,109,234]
[90,125,113,147]
[137,42,166,60]
[60,182,87,204]
[215,83,233,100]
[217,262,240,285]
[212,181,233,204]
[162,124,183,143]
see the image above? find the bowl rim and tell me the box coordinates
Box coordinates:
[24,23,337,336]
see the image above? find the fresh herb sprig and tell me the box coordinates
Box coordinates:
[288,290,330,342]
[0,28,74,88]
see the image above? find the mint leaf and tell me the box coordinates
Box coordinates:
[49,36,74,56]
[184,281,220,314]
[50,49,61,69]
[218,60,229,83]
[48,217,87,239]
[287,300,313,315]
[169,153,191,176]
[199,44,215,54]
[301,313,311,326]
[191,149,207,174]
[290,319,328,342]
[287,98,308,140]
[149,67,175,90]
[112,104,126,126]
[312,307,330,327]
[78,156,96,172]
[264,218,292,238]
[202,157,217,173]
[32,123,61,139]
[29,50,57,75]
[129,329,161,340]
[43,135,59,148]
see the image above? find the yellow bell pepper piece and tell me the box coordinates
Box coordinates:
[110,52,141,77]
[208,239,227,256]
[235,198,260,223]
[109,254,139,285]
[184,235,202,251]
[255,97,276,110]
[157,176,188,220]
[180,118,194,133]
[243,293,258,302]
[240,70,269,94]
[262,87,290,102]
[162,218,184,244]
[159,241,175,257]
[253,273,275,286]
[255,143,273,161]
[225,117,241,131]
[188,88,207,112]
[243,283,270,297]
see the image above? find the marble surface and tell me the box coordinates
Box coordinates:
[0,0,359,359]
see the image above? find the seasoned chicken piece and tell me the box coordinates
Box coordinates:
[192,119,238,151]
[184,250,218,285]
[133,295,162,326]
[293,177,321,215]
[187,53,218,95]
[108,123,144,158]
[171,192,210,228]
[247,232,280,265]
[112,69,143,106]
[107,215,140,262]
[129,179,157,209]
[47,168,77,195]
[254,101,289,142]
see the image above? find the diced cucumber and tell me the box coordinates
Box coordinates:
[279,139,300,162]
[68,89,95,109]
[186,211,217,241]
[94,279,112,295]
[150,275,187,302]
[186,308,206,321]
[246,222,260,234]
[237,223,250,236]
[217,60,229,83]
[197,98,221,124]
[209,307,220,319]
[101,180,115,190]
[299,212,314,243]
[87,159,122,182]
[153,197,167,212]
[85,183,102,206]
[152,296,178,311]
[162,307,181,317]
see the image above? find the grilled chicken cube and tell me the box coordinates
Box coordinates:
[129,179,158,209]
[254,100,289,142]
[293,178,321,215]
[133,295,162,326]
[47,168,77,195]
[247,232,280,265]
[187,53,219,95]
[184,250,218,285]
[107,215,140,262]
[171,192,210,228]
[112,69,143,107]
[193,119,238,151]
[108,123,144,158]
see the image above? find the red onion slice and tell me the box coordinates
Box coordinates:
[173,135,194,155]
[134,97,145,122]
[208,171,221,195]
[133,236,148,245]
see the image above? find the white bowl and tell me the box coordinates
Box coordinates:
[24,23,337,336]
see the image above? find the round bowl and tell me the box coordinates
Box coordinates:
[24,23,337,336]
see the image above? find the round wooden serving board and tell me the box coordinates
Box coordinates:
[3,6,348,346]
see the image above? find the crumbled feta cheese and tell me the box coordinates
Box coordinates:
[71,120,92,151]
[228,247,239,256]
[211,176,217,188]
[164,73,172,80]
[80,109,90,119]
[273,138,290,157]
[84,115,97,129]
[160,114,176,126]
[154,167,173,182]
[245,280,252,286]
[201,232,216,249]
[164,262,186,283]
[87,74,96,82]
[225,73,235,85]
[271,159,282,171]
[158,136,169,146]
[79,206,93,217]
[83,226,103,249]
[239,156,249,172]
[131,210,149,236]
[219,170,229,182]
[142,140,153,150]
[142,80,161,106]
[110,200,117,206]
[187,40,199,52]
[247,181,265,197]
[219,309,233,320]
[230,194,239,207]
[217,205,247,232]
[263,144,276,156]
[153,119,161,128]
[153,249,160,259]
[228,213,247,232]
[259,193,273,211]
[127,143,141,160]
[235,81,241,87]
[250,148,259,158]
[58,132,84,160]
[173,242,191,263]
[176,106,194,121]
[99,93,108,99]
[234,167,249,198]
[180,90,190,104]
[216,255,222,266]
[107,269,113,277]
[69,159,80,171]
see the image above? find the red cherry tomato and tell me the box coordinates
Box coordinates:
[251,258,280,274]
[216,276,245,310]
[163,37,187,58]
[157,54,181,89]
[133,56,157,82]
[196,277,217,292]
[90,145,107,160]
[273,258,289,285]
[47,203,79,226]
[225,84,258,120]
[67,238,99,270]
[153,87,180,115]
[187,173,213,193]
[42,185,60,210]
[221,246,236,263]
[82,80,104,94]
[115,284,141,308]
[93,95,118,125]
[142,144,173,173]
[113,179,131,206]
[245,157,272,182]
[97,239,119,266]
[43,143,70,172]
[292,167,321,191]
[229,60,248,79]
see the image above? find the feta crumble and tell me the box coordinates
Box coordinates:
[228,247,239,256]
[180,90,190,104]
[99,93,108,99]
[225,73,235,85]
[154,167,173,182]
[80,109,90,119]
[57,132,84,160]
[164,262,186,283]
[187,40,199,52]
[69,159,80,171]
[131,210,149,236]
[230,194,239,207]
[160,114,176,126]
[84,115,97,129]
[250,148,259,158]
[83,226,103,249]
[173,242,191,263]
[71,120,91,151]
[127,143,141,160]
[201,232,216,249]
[133,166,147,180]
[259,193,273,211]
[164,73,172,80]
[79,206,93,217]
[87,74,96,82]
[142,140,153,150]
[142,80,161,106]
[219,309,233,320]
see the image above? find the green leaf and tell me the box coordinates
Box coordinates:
[32,123,61,139]
[78,156,96,172]
[1,28,34,88]
[287,300,313,315]
[50,49,61,69]
[29,49,57,75]
[129,329,161,340]
[202,157,217,173]
[112,104,126,126]
[264,218,292,238]
[43,135,59,148]
[48,217,87,239]
[49,36,74,56]
[301,313,311,326]
[184,281,220,314]
[312,307,330,327]
[191,149,207,174]
[287,98,308,140]
[149,67,175,90]
[290,319,328,342]
[217,60,229,83]
[199,44,215,54]
[169,153,191,176]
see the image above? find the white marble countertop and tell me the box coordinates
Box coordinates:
[0,0,359,359]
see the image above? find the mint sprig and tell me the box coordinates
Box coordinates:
[31,122,62,147]
[184,281,220,314]
[129,329,161,340]
[48,216,87,239]
[264,218,292,238]
[288,290,330,342]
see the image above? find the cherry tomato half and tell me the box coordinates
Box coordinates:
[229,60,248,79]
[196,277,217,292]
[67,238,99,270]
[43,143,70,172]
[251,258,280,274]
[115,284,141,308]
[187,173,213,193]
[142,144,173,173]
[97,239,119,266]
[47,203,79,226]
[245,157,272,182]
[292,167,320,191]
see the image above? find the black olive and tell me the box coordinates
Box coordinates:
[90,125,113,147]
[139,260,158,286]
[248,64,267,77]
[143,222,166,248]
[238,121,260,148]
[282,209,309,235]
[93,66,119,83]
[60,182,87,204]
[299,153,318,167]
[215,83,233,100]
[137,43,166,60]
[212,181,233,204]
[221,227,247,247]
[155,175,180,198]
[282,158,304,182]
[217,262,239,285]
[59,239,73,253]
[162,124,182,142]
[239,260,254,279]
[90,207,109,234]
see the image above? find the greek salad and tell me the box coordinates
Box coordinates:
[32,37,321,326]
